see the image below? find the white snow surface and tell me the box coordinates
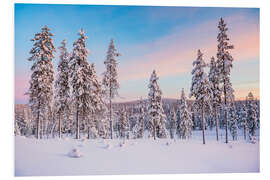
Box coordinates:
[15,131,259,176]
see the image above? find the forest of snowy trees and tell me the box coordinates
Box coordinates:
[14,18,260,144]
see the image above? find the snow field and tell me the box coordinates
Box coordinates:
[15,132,259,176]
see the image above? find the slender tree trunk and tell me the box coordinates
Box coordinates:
[51,121,57,138]
[244,125,246,140]
[109,63,113,139]
[87,126,90,139]
[222,60,229,144]
[153,119,156,140]
[214,105,219,141]
[76,104,80,139]
[36,101,40,139]
[170,122,174,139]
[110,97,113,139]
[58,113,61,139]
[201,104,206,144]
[224,86,228,144]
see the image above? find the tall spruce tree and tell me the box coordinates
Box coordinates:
[102,39,120,139]
[54,39,70,139]
[208,56,222,141]
[119,109,129,139]
[229,102,238,140]
[169,109,176,139]
[147,70,168,139]
[132,99,145,139]
[240,103,248,140]
[179,89,193,139]
[216,18,235,143]
[88,63,108,139]
[28,25,56,139]
[190,50,212,144]
[246,92,258,139]
[69,29,92,139]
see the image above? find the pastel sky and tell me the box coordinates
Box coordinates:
[15,4,260,104]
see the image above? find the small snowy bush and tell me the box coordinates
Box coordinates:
[68,148,82,158]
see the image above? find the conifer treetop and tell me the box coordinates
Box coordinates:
[102,38,120,100]
[190,49,212,109]
[55,39,70,114]
[216,18,235,104]
[29,25,56,62]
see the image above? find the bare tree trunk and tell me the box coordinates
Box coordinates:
[214,105,219,141]
[58,113,61,139]
[76,104,80,139]
[202,104,206,144]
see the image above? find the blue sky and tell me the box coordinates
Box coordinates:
[15,4,259,103]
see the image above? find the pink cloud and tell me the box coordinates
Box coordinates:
[119,15,259,82]
[15,74,30,103]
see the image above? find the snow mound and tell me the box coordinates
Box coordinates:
[68,148,83,158]
[80,138,87,142]
[165,141,172,146]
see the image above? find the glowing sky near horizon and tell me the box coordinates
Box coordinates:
[15,4,259,104]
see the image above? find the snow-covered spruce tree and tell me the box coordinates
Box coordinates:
[240,103,248,140]
[255,100,260,128]
[119,109,130,139]
[147,70,168,139]
[87,63,108,139]
[169,109,176,139]
[102,39,120,139]
[190,105,196,130]
[216,18,235,143]
[28,25,56,139]
[208,56,222,141]
[190,50,212,144]
[179,89,193,139]
[229,102,238,140]
[54,39,71,139]
[138,99,145,138]
[175,102,181,135]
[14,120,21,136]
[246,92,258,139]
[132,99,145,139]
[69,29,92,139]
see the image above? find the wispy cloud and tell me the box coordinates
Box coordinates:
[118,14,259,82]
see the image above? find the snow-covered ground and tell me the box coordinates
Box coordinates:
[15,130,259,176]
